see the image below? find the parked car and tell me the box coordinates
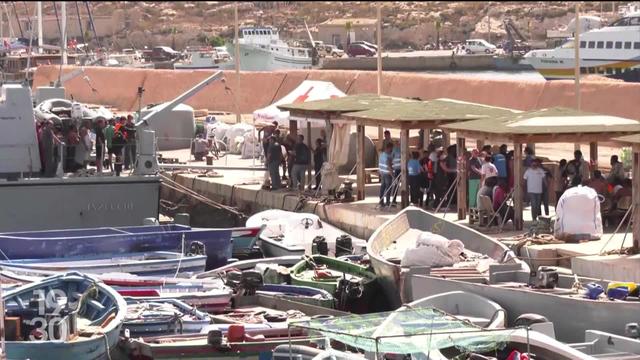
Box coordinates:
[351,41,378,52]
[214,46,231,60]
[317,44,344,58]
[346,43,376,57]
[151,46,182,61]
[461,39,497,54]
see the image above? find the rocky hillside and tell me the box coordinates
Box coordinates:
[25,1,626,50]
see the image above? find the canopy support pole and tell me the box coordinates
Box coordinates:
[357,124,366,201]
[476,139,484,150]
[514,141,524,230]
[633,144,640,251]
[457,136,467,220]
[442,130,450,147]
[307,120,312,187]
[289,119,298,136]
[589,141,598,170]
[400,129,409,208]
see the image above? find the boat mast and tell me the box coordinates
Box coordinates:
[61,1,67,65]
[37,1,42,53]
[573,3,581,151]
[234,2,240,124]
[376,2,382,96]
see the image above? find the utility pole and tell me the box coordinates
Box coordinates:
[574,3,581,151]
[61,1,67,65]
[376,2,381,96]
[487,11,491,44]
[37,1,42,53]
[234,3,240,124]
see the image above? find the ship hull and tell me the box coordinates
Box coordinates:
[226,43,312,71]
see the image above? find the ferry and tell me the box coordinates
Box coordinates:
[226,26,313,71]
[524,12,640,82]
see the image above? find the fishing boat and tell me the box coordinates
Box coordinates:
[119,295,346,360]
[174,46,234,70]
[410,268,640,343]
[286,306,592,360]
[115,287,232,314]
[367,206,526,308]
[195,255,303,279]
[3,271,127,360]
[123,298,212,337]
[230,226,265,258]
[0,251,207,277]
[289,255,383,313]
[0,224,233,270]
[403,290,506,329]
[246,210,366,258]
[257,284,334,309]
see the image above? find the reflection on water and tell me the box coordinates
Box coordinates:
[417,70,545,81]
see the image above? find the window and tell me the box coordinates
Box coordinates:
[610,17,630,26]
[588,41,595,48]
[606,67,614,75]
[588,67,596,74]
[597,41,604,48]
[635,42,640,49]
[580,41,586,48]
[606,41,613,49]
[625,41,632,49]
[615,41,622,49]
[629,17,640,25]
[580,67,587,74]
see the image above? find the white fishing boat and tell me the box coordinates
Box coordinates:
[524,12,640,82]
[367,206,526,309]
[174,46,234,70]
[226,27,313,71]
[245,210,366,258]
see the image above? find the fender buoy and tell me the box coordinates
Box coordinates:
[449,61,458,70]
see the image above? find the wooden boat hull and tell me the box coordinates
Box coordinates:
[0,224,233,270]
[4,272,127,360]
[123,298,211,337]
[367,206,525,308]
[410,274,640,343]
[0,251,206,276]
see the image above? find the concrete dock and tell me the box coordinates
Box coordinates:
[159,146,638,283]
[321,50,496,71]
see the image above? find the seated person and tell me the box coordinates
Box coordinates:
[193,134,210,161]
[612,178,632,206]
[476,176,497,209]
[492,179,514,224]
[584,170,608,195]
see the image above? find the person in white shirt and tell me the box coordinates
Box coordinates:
[480,153,498,187]
[523,158,547,221]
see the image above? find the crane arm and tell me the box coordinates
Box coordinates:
[136,70,224,128]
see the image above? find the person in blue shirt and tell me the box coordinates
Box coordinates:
[492,144,508,180]
[378,143,394,207]
[408,151,422,205]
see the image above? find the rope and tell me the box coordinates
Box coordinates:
[102,332,112,360]
[173,233,185,278]
[598,205,633,255]
[159,173,244,217]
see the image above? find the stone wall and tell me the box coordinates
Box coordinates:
[33,65,640,120]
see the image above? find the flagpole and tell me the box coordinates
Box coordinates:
[61,1,67,65]
[37,1,43,53]
[574,3,580,151]
[234,3,240,124]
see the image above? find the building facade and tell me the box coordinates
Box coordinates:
[317,18,377,49]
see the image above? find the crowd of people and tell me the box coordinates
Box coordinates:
[378,135,632,225]
[258,121,328,192]
[36,114,138,177]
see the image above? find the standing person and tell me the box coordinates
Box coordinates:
[554,159,568,202]
[523,158,547,222]
[433,150,450,209]
[111,125,127,176]
[523,146,535,168]
[493,145,508,182]
[607,155,626,184]
[104,119,115,171]
[390,141,402,206]
[266,136,283,190]
[378,143,393,208]
[74,126,92,170]
[65,125,79,172]
[124,115,136,170]
[480,153,498,187]
[94,118,106,173]
[419,150,431,207]
[291,134,311,191]
[467,149,482,208]
[312,138,326,190]
[408,151,422,205]
[39,120,58,177]
[507,150,515,191]
[567,149,590,185]
[382,130,392,150]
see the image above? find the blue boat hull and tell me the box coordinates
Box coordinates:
[0,224,233,270]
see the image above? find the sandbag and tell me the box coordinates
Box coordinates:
[205,121,230,141]
[224,123,254,146]
[241,132,261,159]
[554,185,603,241]
[401,231,465,267]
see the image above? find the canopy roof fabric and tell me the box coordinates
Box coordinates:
[442,107,640,142]
[289,306,514,355]
[613,134,640,145]
[278,94,518,128]
[253,80,346,125]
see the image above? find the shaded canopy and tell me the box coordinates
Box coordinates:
[613,134,640,145]
[442,107,640,142]
[276,93,405,117]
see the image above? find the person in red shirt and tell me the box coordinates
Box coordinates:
[493,179,514,225]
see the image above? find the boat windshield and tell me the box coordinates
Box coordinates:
[560,40,575,49]
[610,16,640,26]
[289,306,518,355]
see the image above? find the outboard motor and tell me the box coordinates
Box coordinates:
[187,241,206,256]
[535,266,559,289]
[625,323,640,339]
[335,235,353,257]
[225,270,243,289]
[312,236,328,256]
[239,270,264,296]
